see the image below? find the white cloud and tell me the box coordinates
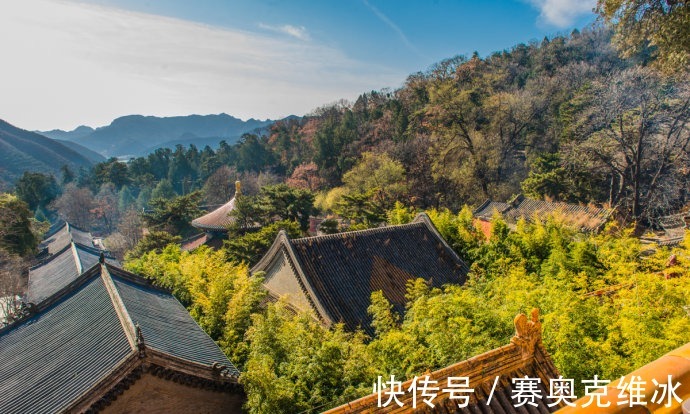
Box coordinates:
[258,23,310,41]
[0,0,405,130]
[527,0,596,27]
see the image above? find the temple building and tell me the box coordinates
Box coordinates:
[184,181,243,251]
[0,260,243,414]
[38,221,97,257]
[473,194,612,239]
[28,221,119,303]
[28,240,119,303]
[640,212,689,247]
[251,213,469,335]
[325,309,564,413]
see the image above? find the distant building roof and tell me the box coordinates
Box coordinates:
[640,213,688,247]
[28,242,119,303]
[192,197,238,232]
[38,221,95,255]
[474,195,612,233]
[251,213,469,335]
[0,262,240,414]
[192,181,242,232]
[324,309,563,413]
[180,232,226,251]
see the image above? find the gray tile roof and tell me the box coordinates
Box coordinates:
[192,197,237,232]
[39,222,94,255]
[114,276,236,371]
[253,213,469,335]
[473,201,512,220]
[0,263,239,414]
[27,242,119,303]
[0,274,131,414]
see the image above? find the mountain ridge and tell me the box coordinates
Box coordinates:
[40,113,294,157]
[0,119,95,190]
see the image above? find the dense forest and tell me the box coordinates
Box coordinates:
[2,2,690,411]
[14,26,687,237]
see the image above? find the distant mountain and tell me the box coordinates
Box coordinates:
[42,113,283,157]
[0,120,95,188]
[39,125,95,142]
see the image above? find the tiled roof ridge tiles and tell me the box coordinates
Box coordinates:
[100,263,139,351]
[290,219,425,244]
[30,241,113,271]
[473,199,493,215]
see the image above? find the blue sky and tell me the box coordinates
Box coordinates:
[0,0,597,131]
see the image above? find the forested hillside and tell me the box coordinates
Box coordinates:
[0,120,94,191]
[68,27,688,227]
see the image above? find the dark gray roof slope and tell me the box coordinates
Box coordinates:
[114,277,233,368]
[473,200,511,220]
[28,242,119,303]
[0,273,131,414]
[0,263,238,414]
[39,222,94,255]
[254,213,469,335]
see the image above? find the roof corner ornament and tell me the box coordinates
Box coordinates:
[135,323,146,358]
[511,308,542,358]
[235,180,242,197]
[99,252,105,264]
[211,361,230,377]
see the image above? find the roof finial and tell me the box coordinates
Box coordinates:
[99,252,105,264]
[511,308,542,358]
[135,323,146,357]
[235,180,242,197]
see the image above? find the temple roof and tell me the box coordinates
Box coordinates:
[324,309,562,413]
[191,197,237,232]
[252,213,469,335]
[38,221,95,255]
[557,341,690,413]
[0,262,239,414]
[640,213,688,246]
[474,195,612,232]
[27,241,119,303]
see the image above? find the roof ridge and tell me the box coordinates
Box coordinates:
[72,241,115,258]
[472,199,492,215]
[291,220,424,243]
[70,242,83,275]
[100,264,138,352]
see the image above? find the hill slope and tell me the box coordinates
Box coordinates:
[54,139,106,164]
[49,113,281,157]
[0,120,94,188]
